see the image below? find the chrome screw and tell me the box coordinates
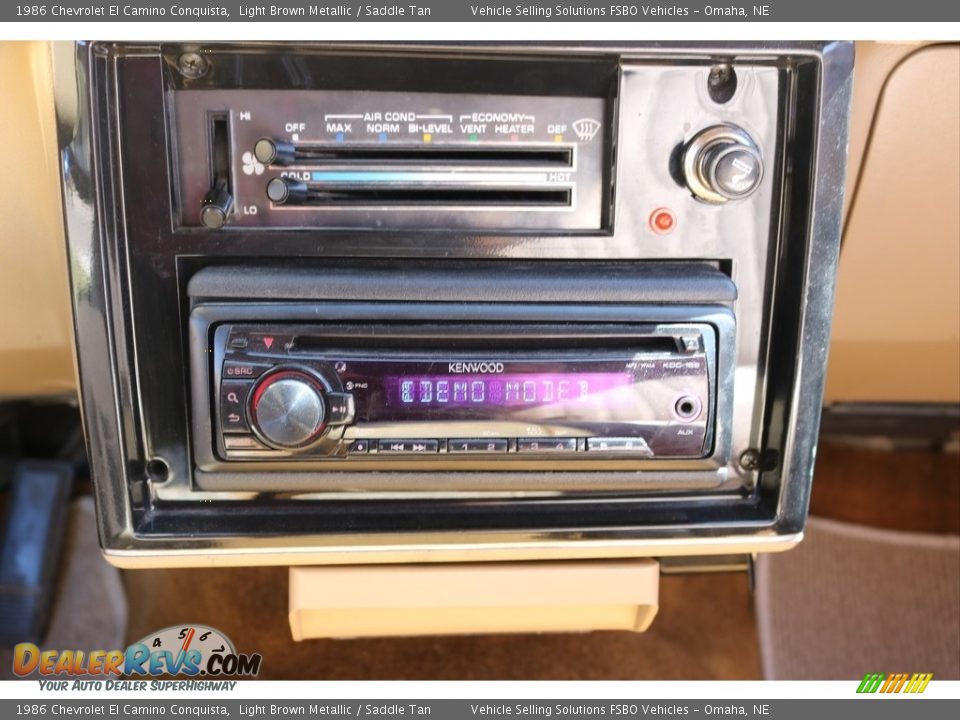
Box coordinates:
[177,52,208,80]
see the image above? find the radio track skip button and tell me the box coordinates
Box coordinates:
[377,440,439,454]
[586,437,654,456]
[516,438,578,453]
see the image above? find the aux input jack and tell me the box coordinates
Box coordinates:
[674,395,703,422]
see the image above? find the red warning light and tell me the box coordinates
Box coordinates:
[650,207,676,235]
[262,337,274,349]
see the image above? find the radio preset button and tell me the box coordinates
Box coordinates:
[223,361,272,380]
[220,380,253,433]
[586,437,654,456]
[377,440,439,454]
[516,438,578,453]
[448,439,508,454]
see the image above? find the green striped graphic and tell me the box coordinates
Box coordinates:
[857,672,933,693]
[857,673,886,693]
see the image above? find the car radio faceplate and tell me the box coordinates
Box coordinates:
[194,316,724,477]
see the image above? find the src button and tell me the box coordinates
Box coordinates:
[223,361,272,380]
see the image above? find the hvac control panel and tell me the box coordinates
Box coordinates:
[175,90,609,231]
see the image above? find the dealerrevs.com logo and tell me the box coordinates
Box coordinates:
[13,624,262,689]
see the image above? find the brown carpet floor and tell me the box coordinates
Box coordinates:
[123,568,760,680]
[756,517,960,679]
[755,441,960,680]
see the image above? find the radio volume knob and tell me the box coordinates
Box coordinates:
[250,370,327,449]
[682,124,763,204]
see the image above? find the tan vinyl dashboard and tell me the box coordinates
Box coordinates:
[0,42,74,399]
[0,41,957,403]
[826,42,960,403]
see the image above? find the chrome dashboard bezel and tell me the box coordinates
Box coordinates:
[55,41,854,567]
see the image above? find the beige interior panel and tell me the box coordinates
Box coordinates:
[289,559,660,639]
[826,44,960,404]
[842,42,933,221]
[0,41,75,399]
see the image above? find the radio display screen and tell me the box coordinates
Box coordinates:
[337,356,706,425]
[386,372,633,409]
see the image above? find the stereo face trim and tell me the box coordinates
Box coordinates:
[189,300,736,488]
[207,322,718,464]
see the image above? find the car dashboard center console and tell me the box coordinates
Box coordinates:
[56,42,854,567]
